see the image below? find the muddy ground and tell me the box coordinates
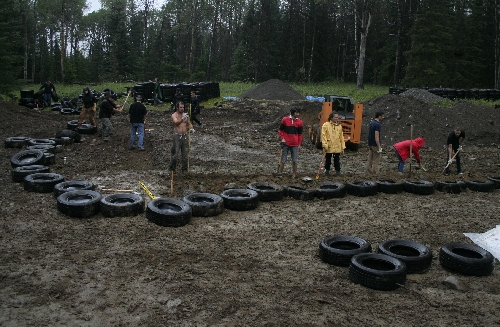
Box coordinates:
[1,88,500,326]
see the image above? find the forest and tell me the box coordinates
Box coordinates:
[1,0,499,91]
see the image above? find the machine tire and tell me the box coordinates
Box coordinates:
[53,137,74,146]
[404,180,434,195]
[247,182,284,202]
[27,138,56,147]
[11,165,50,183]
[100,193,145,217]
[56,129,81,143]
[220,189,259,211]
[10,150,45,167]
[57,190,102,218]
[60,108,73,115]
[77,124,97,135]
[466,180,495,193]
[377,179,404,194]
[346,180,378,197]
[283,184,316,201]
[27,144,56,154]
[349,253,407,291]
[435,181,462,193]
[439,242,494,276]
[66,120,80,130]
[319,235,372,266]
[53,180,95,197]
[24,173,65,193]
[377,239,432,274]
[486,175,500,189]
[182,193,224,217]
[146,198,192,227]
[315,182,346,199]
[42,152,56,165]
[5,136,30,148]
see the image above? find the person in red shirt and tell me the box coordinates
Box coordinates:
[278,108,303,178]
[393,137,425,173]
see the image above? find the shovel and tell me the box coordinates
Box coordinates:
[316,153,326,180]
[442,149,461,173]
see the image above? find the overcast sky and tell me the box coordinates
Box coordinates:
[86,0,101,13]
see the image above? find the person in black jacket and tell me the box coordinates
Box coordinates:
[98,92,123,140]
[189,90,202,126]
[78,87,97,127]
[129,95,148,150]
[445,127,466,175]
[39,80,56,106]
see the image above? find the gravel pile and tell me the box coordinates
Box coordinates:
[399,88,445,104]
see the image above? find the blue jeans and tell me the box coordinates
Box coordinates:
[394,147,405,172]
[281,144,299,163]
[130,123,145,148]
[44,93,51,106]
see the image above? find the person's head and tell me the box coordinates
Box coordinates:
[176,101,184,113]
[329,111,339,123]
[454,127,462,136]
[136,95,143,102]
[155,77,158,82]
[375,111,384,121]
[104,92,114,101]
[191,90,196,96]
[290,108,300,118]
[83,87,89,93]
[414,137,425,147]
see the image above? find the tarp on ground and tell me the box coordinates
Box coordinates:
[464,225,500,260]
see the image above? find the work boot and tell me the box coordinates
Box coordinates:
[335,171,341,177]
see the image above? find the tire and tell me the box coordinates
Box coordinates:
[182,193,224,217]
[10,150,45,167]
[435,181,462,194]
[27,144,56,154]
[247,182,284,202]
[346,180,378,197]
[349,253,407,291]
[23,173,65,193]
[11,165,50,182]
[377,179,404,194]
[53,137,74,146]
[319,235,372,266]
[283,184,316,201]
[220,189,259,211]
[100,193,145,217]
[27,138,56,147]
[77,124,97,135]
[5,136,30,148]
[466,180,495,193]
[146,198,192,227]
[439,242,494,276]
[60,108,74,115]
[486,174,500,189]
[66,120,80,130]
[55,129,81,143]
[57,190,102,218]
[377,239,432,274]
[315,182,346,199]
[404,180,435,195]
[42,152,56,165]
[53,180,95,197]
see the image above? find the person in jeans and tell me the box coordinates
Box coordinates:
[444,127,465,175]
[321,111,345,176]
[153,77,163,106]
[39,80,56,107]
[366,111,384,174]
[278,108,303,178]
[78,87,97,127]
[393,137,425,173]
[169,102,194,173]
[98,92,123,140]
[129,95,148,150]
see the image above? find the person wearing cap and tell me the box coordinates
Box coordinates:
[128,95,148,150]
[98,92,123,140]
[78,87,97,127]
[169,101,194,173]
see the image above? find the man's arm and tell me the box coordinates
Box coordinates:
[375,130,381,147]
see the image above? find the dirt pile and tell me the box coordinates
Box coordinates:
[239,79,304,100]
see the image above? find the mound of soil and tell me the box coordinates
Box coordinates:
[239,79,304,100]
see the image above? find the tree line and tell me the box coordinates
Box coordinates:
[1,0,499,92]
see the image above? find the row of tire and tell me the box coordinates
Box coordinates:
[389,87,500,101]
[132,81,220,103]
[318,236,495,291]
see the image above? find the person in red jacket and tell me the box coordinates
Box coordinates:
[278,108,303,178]
[393,137,425,172]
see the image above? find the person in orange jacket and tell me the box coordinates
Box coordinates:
[393,137,425,172]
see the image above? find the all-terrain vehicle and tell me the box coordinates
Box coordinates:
[309,95,363,150]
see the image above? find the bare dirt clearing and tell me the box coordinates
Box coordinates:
[1,86,500,326]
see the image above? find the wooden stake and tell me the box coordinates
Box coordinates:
[409,125,414,174]
[170,170,174,196]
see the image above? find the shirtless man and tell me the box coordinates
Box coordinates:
[169,101,194,172]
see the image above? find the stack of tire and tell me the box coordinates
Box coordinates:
[18,90,46,109]
[132,81,221,105]
[57,97,80,115]
[132,83,154,104]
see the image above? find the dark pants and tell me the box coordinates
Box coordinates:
[445,150,462,174]
[191,111,201,125]
[169,133,188,171]
[325,153,340,172]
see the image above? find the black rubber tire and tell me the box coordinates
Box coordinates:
[10,150,45,167]
[77,124,97,135]
[466,180,495,192]
[53,137,74,146]
[315,182,346,199]
[346,180,378,197]
[60,108,74,115]
[55,129,81,143]
[404,180,435,195]
[100,193,145,217]
[486,175,500,189]
[319,235,372,266]
[27,144,57,154]
[377,239,432,274]
[5,136,30,148]
[182,193,224,217]
[23,173,65,193]
[220,189,259,211]
[57,190,102,218]
[146,198,192,227]
[66,120,80,130]
[377,179,404,194]
[247,182,284,202]
[349,253,407,291]
[457,180,468,191]
[53,180,95,197]
[439,242,494,276]
[11,165,50,183]
[283,184,316,201]
[27,138,56,147]
[435,181,462,194]
[43,152,56,165]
